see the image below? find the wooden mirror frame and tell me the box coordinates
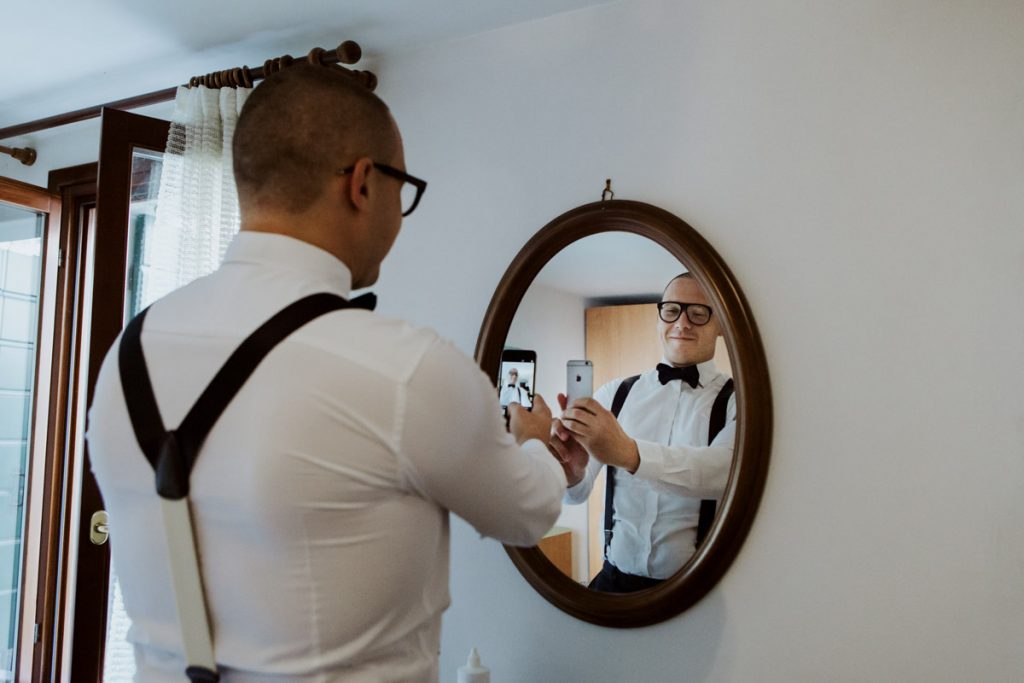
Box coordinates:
[474,200,772,627]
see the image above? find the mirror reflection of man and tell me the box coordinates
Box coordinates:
[552,273,736,593]
[500,368,532,408]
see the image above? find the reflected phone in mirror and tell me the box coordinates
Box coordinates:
[566,360,593,405]
[499,349,536,412]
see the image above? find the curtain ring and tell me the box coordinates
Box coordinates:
[279,54,293,69]
[240,65,253,88]
[307,47,325,65]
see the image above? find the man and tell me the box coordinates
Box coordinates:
[86,65,565,682]
[499,368,532,408]
[552,273,736,593]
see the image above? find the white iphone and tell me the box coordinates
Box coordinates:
[566,360,593,405]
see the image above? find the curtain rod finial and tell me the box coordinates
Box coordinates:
[0,145,36,166]
[336,41,362,65]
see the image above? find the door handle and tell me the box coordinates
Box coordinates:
[90,510,109,545]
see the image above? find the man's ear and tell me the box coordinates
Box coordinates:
[345,157,374,210]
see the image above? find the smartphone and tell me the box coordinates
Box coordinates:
[566,360,593,405]
[498,349,536,412]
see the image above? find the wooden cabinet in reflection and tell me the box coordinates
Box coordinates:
[584,303,664,581]
[537,527,573,577]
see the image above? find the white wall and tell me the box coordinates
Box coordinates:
[507,284,586,414]
[373,1,1024,681]
[4,0,1023,680]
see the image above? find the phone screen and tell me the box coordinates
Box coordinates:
[566,360,593,405]
[499,349,536,411]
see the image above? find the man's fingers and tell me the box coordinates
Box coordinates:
[548,436,571,462]
[562,406,596,426]
[532,393,550,416]
[571,397,603,414]
[566,398,599,417]
[553,419,573,441]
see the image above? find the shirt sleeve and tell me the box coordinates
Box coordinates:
[563,455,602,503]
[632,392,737,498]
[396,338,566,546]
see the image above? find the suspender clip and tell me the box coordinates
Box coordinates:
[155,431,189,500]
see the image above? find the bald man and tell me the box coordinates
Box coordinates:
[553,273,737,593]
[87,65,565,682]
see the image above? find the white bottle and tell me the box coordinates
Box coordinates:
[457,647,490,683]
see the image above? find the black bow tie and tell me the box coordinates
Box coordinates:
[348,292,377,311]
[656,363,699,388]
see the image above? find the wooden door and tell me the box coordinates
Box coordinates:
[66,108,169,683]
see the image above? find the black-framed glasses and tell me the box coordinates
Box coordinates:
[658,301,713,326]
[337,162,428,217]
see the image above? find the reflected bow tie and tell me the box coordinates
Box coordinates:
[656,363,699,388]
[348,292,377,311]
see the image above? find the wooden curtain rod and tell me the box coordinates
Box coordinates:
[0,40,375,141]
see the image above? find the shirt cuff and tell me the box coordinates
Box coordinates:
[565,475,589,502]
[633,439,666,482]
[522,438,568,489]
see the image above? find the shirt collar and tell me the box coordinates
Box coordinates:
[222,232,353,296]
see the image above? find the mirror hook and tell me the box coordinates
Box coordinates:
[601,178,614,201]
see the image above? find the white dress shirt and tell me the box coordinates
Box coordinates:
[87,232,565,683]
[564,360,736,579]
[499,384,532,408]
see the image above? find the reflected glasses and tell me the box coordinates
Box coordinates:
[337,162,428,217]
[658,301,713,326]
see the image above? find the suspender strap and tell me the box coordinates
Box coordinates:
[118,292,359,683]
[609,375,639,418]
[121,293,359,500]
[695,378,735,547]
[604,375,640,553]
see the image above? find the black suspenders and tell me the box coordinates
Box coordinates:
[118,292,371,683]
[603,374,735,555]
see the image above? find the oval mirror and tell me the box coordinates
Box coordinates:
[475,200,772,627]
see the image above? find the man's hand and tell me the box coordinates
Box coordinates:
[559,396,640,473]
[550,393,589,486]
[508,394,554,446]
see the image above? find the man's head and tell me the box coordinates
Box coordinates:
[232,64,406,288]
[657,273,722,367]
[507,369,519,385]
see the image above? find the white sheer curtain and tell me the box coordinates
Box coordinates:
[141,85,251,306]
[103,84,252,683]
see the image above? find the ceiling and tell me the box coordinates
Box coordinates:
[3,0,678,300]
[534,231,684,299]
[1,0,614,134]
